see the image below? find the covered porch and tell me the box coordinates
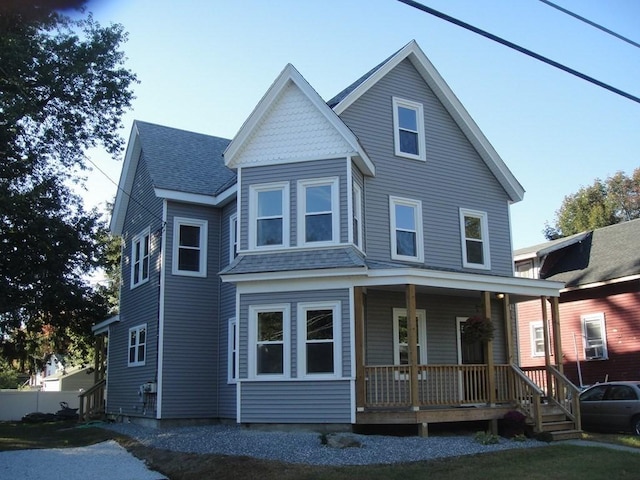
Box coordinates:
[353,279,582,437]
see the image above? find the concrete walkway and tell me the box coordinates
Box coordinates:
[0,440,167,480]
[558,439,640,454]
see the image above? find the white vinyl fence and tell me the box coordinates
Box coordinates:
[0,390,80,421]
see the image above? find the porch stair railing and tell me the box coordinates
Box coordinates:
[78,379,106,422]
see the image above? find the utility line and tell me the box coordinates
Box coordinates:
[539,0,640,49]
[397,0,640,105]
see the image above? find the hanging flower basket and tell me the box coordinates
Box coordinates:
[463,315,494,344]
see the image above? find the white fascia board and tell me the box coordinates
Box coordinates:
[225,64,374,176]
[561,273,640,293]
[364,268,563,298]
[153,184,237,207]
[110,122,141,235]
[513,251,539,262]
[333,40,522,202]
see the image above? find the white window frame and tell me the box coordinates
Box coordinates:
[390,196,424,262]
[172,217,208,277]
[352,183,363,249]
[459,208,491,270]
[229,213,238,262]
[130,227,150,289]
[582,313,608,360]
[392,97,426,161]
[249,182,290,250]
[297,177,340,247]
[248,304,290,379]
[297,301,342,379]
[530,321,546,357]
[128,324,147,367]
[228,318,238,384]
[392,308,428,365]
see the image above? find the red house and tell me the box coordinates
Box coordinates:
[515,219,640,387]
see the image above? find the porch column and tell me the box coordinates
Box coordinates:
[541,296,553,394]
[354,287,366,411]
[551,296,563,374]
[502,294,514,365]
[482,291,496,406]
[406,284,419,410]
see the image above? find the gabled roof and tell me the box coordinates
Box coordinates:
[224,64,375,176]
[110,121,234,234]
[518,219,640,288]
[330,40,524,203]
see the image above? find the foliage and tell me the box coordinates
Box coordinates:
[0,3,137,371]
[0,359,22,389]
[473,431,500,445]
[544,168,640,239]
[462,316,494,344]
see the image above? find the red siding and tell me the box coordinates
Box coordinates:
[517,282,640,386]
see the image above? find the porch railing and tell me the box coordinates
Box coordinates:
[509,365,544,432]
[78,379,106,422]
[364,364,515,408]
[546,366,582,430]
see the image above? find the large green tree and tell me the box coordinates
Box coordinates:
[544,168,640,240]
[0,2,137,372]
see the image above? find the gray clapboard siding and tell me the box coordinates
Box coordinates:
[107,154,163,418]
[339,59,514,275]
[239,159,349,250]
[160,201,221,418]
[364,289,506,366]
[240,381,351,423]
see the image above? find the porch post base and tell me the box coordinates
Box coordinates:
[488,418,498,435]
[419,423,428,437]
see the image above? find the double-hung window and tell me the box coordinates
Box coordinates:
[228,318,237,383]
[298,302,341,378]
[390,196,423,262]
[392,97,426,161]
[249,305,290,378]
[229,213,238,262]
[128,324,146,367]
[131,228,150,288]
[530,321,545,357]
[459,208,490,269]
[173,217,208,276]
[352,183,362,248]
[249,183,289,249]
[582,313,607,360]
[393,308,427,365]
[298,177,339,246]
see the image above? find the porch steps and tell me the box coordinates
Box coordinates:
[534,405,582,441]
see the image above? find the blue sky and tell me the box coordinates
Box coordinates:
[82,0,640,249]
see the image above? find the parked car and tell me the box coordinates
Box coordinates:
[579,381,640,435]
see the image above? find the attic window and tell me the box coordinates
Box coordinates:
[392,97,425,161]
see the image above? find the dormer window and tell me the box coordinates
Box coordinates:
[393,97,425,161]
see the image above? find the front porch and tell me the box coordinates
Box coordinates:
[353,285,582,438]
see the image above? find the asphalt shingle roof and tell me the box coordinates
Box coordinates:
[220,247,366,276]
[135,120,235,196]
[537,219,640,287]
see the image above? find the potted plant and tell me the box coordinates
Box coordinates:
[462,315,494,344]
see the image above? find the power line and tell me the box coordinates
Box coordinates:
[397,0,640,105]
[539,0,640,49]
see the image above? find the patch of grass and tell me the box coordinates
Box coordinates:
[582,431,640,449]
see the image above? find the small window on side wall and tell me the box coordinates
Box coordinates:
[131,228,150,288]
[392,97,426,161]
[459,208,490,270]
[128,324,146,367]
[582,313,607,360]
[172,217,207,277]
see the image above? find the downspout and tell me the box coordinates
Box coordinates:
[216,209,223,417]
[155,200,168,419]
